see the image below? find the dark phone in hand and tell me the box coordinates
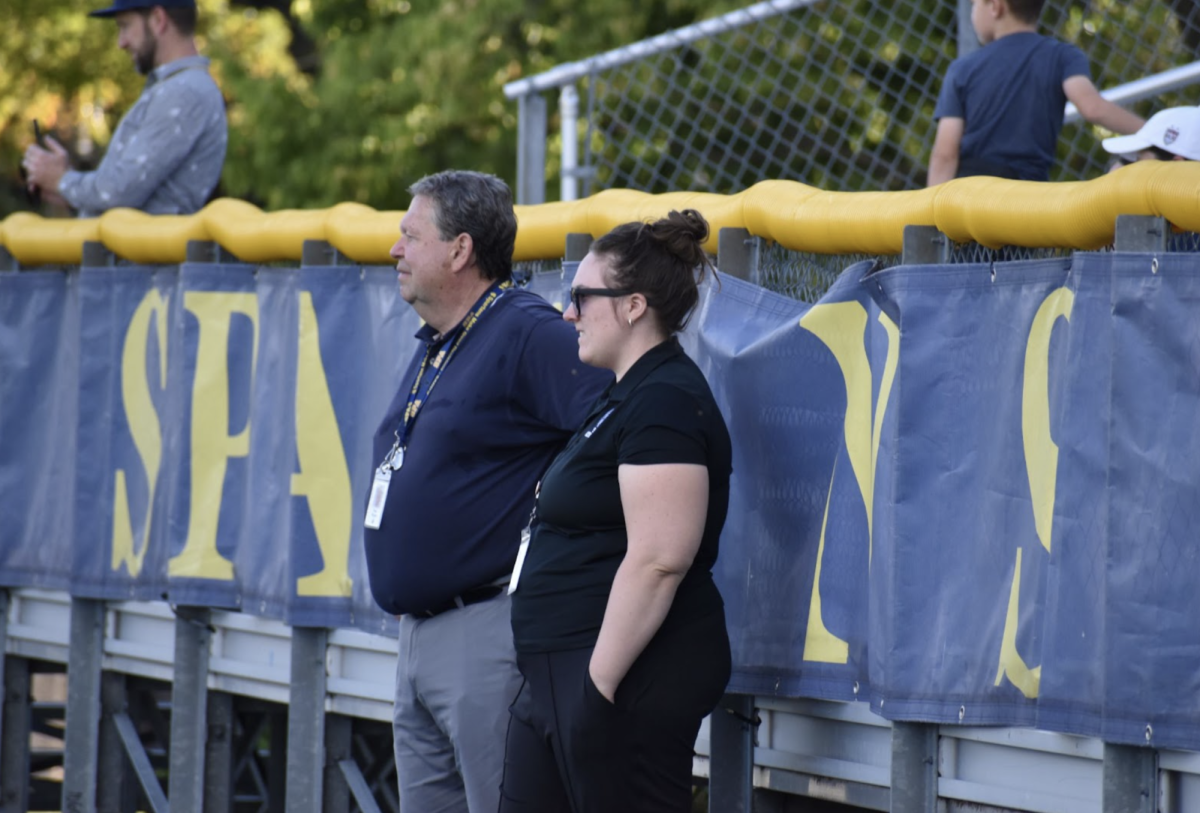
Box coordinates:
[20,120,44,207]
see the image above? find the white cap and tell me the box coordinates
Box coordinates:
[1102,107,1200,161]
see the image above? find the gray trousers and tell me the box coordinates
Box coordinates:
[394,591,522,813]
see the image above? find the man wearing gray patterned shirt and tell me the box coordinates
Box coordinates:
[22,0,226,218]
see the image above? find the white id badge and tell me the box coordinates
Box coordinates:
[363,467,392,529]
[508,526,532,595]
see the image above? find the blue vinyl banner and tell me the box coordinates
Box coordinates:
[2,251,1200,749]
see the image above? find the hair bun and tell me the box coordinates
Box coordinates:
[651,209,709,268]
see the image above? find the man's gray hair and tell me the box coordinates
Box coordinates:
[408,170,517,282]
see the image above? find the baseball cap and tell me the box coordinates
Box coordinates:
[89,0,195,17]
[1102,107,1200,161]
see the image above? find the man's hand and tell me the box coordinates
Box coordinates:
[22,137,71,195]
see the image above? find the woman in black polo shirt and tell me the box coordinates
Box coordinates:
[501,209,732,813]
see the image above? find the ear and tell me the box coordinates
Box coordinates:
[448,233,475,274]
[147,5,169,35]
[626,292,649,323]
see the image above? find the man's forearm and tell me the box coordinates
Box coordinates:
[1088,102,1144,136]
[927,153,958,186]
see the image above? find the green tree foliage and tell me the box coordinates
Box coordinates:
[3,0,1198,217]
[0,0,742,216]
[212,0,747,210]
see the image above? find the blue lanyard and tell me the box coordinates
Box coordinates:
[380,281,510,471]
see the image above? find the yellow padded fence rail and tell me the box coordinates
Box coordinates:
[3,162,1200,266]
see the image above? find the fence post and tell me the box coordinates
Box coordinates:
[957,0,980,57]
[0,591,5,747]
[97,672,134,813]
[1113,214,1168,253]
[284,237,341,813]
[709,227,759,813]
[301,239,351,267]
[708,694,756,813]
[203,691,235,813]
[187,240,241,264]
[170,606,213,813]
[901,225,950,266]
[0,656,29,813]
[286,627,329,813]
[563,233,593,293]
[888,223,948,813]
[890,722,937,813]
[717,228,759,284]
[82,241,117,268]
[62,598,105,813]
[323,715,352,813]
[517,93,548,205]
[565,233,593,263]
[1103,742,1158,813]
[560,84,581,202]
[0,593,30,813]
[1096,183,1160,806]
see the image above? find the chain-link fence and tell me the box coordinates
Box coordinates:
[751,242,1078,302]
[508,0,1200,200]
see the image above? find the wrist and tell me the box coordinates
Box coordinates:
[587,660,619,701]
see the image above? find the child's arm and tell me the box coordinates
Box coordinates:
[928,117,964,186]
[1063,76,1144,135]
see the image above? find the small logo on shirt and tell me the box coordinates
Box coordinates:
[1165,126,1180,145]
[584,408,616,438]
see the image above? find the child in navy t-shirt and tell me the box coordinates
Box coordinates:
[927,0,1143,184]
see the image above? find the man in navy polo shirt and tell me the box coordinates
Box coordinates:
[363,170,610,813]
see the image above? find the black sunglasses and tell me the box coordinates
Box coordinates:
[569,286,635,313]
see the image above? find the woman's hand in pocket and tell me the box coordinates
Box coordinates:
[587,661,618,704]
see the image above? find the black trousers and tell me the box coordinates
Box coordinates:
[498,608,731,813]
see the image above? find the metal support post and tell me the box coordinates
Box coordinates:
[891,721,938,813]
[322,715,352,813]
[0,656,30,813]
[1103,742,1158,813]
[717,227,759,284]
[81,240,117,268]
[565,233,593,263]
[901,225,950,266]
[708,694,756,813]
[286,627,328,813]
[301,239,354,267]
[517,93,548,205]
[62,598,105,813]
[957,0,980,57]
[339,759,385,813]
[97,672,136,813]
[170,606,213,813]
[563,233,594,294]
[269,708,288,810]
[203,692,235,813]
[187,240,241,264]
[889,224,946,813]
[560,84,580,202]
[112,710,168,813]
[1113,214,1169,253]
[0,590,6,737]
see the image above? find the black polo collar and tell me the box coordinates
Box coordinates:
[603,337,685,404]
